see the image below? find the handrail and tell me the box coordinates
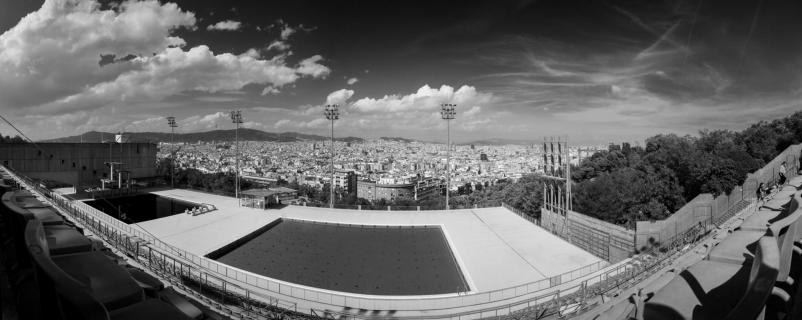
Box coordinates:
[1,167,297,318]
[0,165,652,318]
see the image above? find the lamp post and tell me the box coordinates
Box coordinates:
[230,110,243,201]
[166,117,177,188]
[440,103,456,210]
[324,104,339,209]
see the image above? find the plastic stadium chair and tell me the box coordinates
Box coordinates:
[25,219,194,320]
[157,287,204,319]
[644,236,780,320]
[25,219,144,311]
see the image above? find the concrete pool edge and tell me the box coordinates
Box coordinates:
[204,218,284,260]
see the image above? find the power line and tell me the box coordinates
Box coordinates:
[683,0,704,64]
[0,114,47,154]
[741,0,764,62]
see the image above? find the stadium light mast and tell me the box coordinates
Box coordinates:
[230,110,243,201]
[440,103,456,210]
[324,104,340,209]
[166,116,178,188]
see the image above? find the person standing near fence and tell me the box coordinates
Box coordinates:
[756,182,765,206]
[779,161,788,186]
[756,182,764,201]
[798,150,802,174]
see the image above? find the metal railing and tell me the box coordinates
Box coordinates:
[1,167,300,319]
[2,164,623,318]
[501,203,538,226]
[298,202,504,211]
[3,163,759,319]
[308,214,719,320]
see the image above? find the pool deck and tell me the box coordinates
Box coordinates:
[135,188,602,293]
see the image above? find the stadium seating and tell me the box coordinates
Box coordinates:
[740,194,800,232]
[0,185,208,320]
[708,194,801,271]
[643,236,779,319]
[637,189,802,320]
[4,191,91,254]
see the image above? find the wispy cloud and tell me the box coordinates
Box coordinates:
[206,20,242,31]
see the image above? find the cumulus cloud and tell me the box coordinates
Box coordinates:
[258,84,497,137]
[180,85,499,139]
[274,119,292,128]
[296,55,330,78]
[206,20,241,31]
[463,106,481,117]
[0,0,331,116]
[326,89,355,105]
[0,0,196,108]
[280,24,296,40]
[261,86,280,95]
[347,77,359,85]
[350,84,494,113]
[267,40,290,51]
[34,45,329,113]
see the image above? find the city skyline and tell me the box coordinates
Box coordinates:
[1,0,801,145]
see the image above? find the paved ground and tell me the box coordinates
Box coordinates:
[132,188,602,293]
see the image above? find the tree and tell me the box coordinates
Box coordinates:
[738,122,781,163]
[0,135,25,143]
[573,165,685,226]
[573,150,632,182]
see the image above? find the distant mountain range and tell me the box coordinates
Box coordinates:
[457,138,538,146]
[43,129,538,146]
[378,136,418,143]
[43,129,365,144]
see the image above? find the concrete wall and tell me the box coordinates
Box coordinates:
[635,194,714,250]
[0,143,157,187]
[540,207,636,263]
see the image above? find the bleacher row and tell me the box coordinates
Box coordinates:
[0,178,217,319]
[595,183,802,320]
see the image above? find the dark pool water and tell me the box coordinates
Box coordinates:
[210,219,469,295]
[85,193,196,224]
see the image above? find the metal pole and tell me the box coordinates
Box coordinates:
[565,137,571,211]
[235,120,239,199]
[167,116,178,189]
[171,126,174,188]
[447,117,450,210]
[230,110,243,201]
[324,105,339,209]
[440,104,456,210]
[330,116,334,209]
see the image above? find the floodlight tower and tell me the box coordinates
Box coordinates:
[230,110,243,200]
[324,104,340,209]
[541,136,571,213]
[166,116,178,188]
[440,103,456,210]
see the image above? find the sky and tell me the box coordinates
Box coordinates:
[0,0,800,144]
